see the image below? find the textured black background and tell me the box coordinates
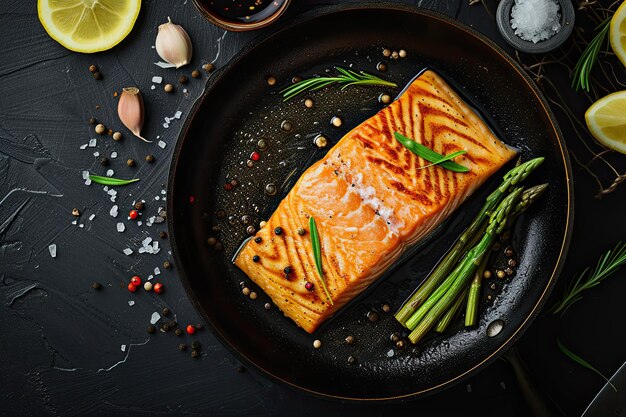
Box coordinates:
[1,0,625,416]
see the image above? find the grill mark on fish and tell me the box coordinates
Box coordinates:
[428,122,490,152]
[389,180,433,205]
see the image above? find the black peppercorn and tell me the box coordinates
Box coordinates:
[195,324,203,330]
[255,237,262,243]
[191,341,201,349]
[283,266,293,274]
[145,154,154,163]
[367,311,379,322]
[175,329,183,336]
[236,365,245,373]
[162,322,171,332]
[178,75,188,84]
[274,227,283,235]
[252,255,260,263]
[162,307,170,316]
[147,325,156,334]
[345,335,355,345]
[163,260,172,269]
[396,340,406,350]
[191,69,200,78]
[99,157,109,166]
[92,281,102,290]
[347,355,357,365]
[508,258,518,268]
[207,237,217,247]
[126,159,135,167]
[178,343,187,351]
[93,71,103,80]
[134,201,144,211]
[504,246,515,257]
[390,333,400,343]
[381,304,391,313]
[214,242,223,251]
[159,231,168,239]
[191,349,199,358]
[89,64,97,73]
[505,267,514,276]
[88,117,97,125]
[230,178,239,187]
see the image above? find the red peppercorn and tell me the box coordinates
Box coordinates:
[186,324,196,335]
[250,151,260,161]
[189,195,195,203]
[129,209,138,220]
[127,283,138,292]
[223,183,233,191]
[130,275,141,286]
[305,282,314,291]
[154,282,163,294]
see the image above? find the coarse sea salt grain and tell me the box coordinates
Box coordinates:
[89,138,97,147]
[110,205,119,217]
[158,140,166,149]
[137,221,142,226]
[89,214,96,221]
[121,344,126,352]
[123,248,133,256]
[85,179,92,186]
[110,151,117,159]
[511,0,561,43]
[72,220,77,225]
[162,123,169,129]
[151,85,156,90]
[79,224,84,228]
[154,267,160,275]
[48,244,57,258]
[117,222,125,232]
[152,76,163,84]
[82,171,90,180]
[150,311,161,324]
[106,169,114,177]
[174,110,182,119]
[80,144,88,150]
[93,151,100,157]
[128,300,135,306]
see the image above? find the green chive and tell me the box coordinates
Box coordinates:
[89,174,140,186]
[394,132,470,173]
[557,339,617,392]
[309,217,333,305]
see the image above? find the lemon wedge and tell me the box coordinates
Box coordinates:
[38,0,141,53]
[585,90,626,154]
[610,1,626,67]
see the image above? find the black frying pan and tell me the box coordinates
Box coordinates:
[167,3,573,400]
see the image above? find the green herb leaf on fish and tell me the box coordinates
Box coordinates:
[281,67,397,101]
[309,216,333,305]
[557,339,617,392]
[89,174,140,186]
[394,132,470,173]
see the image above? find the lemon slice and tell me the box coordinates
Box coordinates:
[38,0,141,53]
[610,0,626,67]
[585,90,626,154]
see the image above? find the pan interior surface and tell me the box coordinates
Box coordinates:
[168,4,572,400]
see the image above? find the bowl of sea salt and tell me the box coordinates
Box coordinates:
[496,0,575,53]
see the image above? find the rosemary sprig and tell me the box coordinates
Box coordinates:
[557,339,617,392]
[89,175,140,186]
[281,67,397,101]
[552,242,626,315]
[394,132,470,173]
[309,217,333,305]
[571,18,611,92]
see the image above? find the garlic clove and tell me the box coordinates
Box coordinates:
[118,87,151,143]
[155,17,193,69]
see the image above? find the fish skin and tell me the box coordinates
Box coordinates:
[234,70,516,333]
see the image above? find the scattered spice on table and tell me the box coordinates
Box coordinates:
[154,282,163,294]
[186,324,196,335]
[112,131,122,141]
[178,75,188,84]
[191,69,200,78]
[95,123,106,134]
[164,83,174,93]
[92,282,102,290]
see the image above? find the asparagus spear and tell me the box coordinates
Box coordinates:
[434,288,468,333]
[464,184,549,327]
[395,157,544,325]
[408,187,523,344]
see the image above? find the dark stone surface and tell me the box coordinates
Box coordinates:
[1,0,624,416]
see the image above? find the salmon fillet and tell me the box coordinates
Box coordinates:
[234,70,516,333]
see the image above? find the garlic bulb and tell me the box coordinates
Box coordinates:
[155,17,193,69]
[118,87,150,143]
